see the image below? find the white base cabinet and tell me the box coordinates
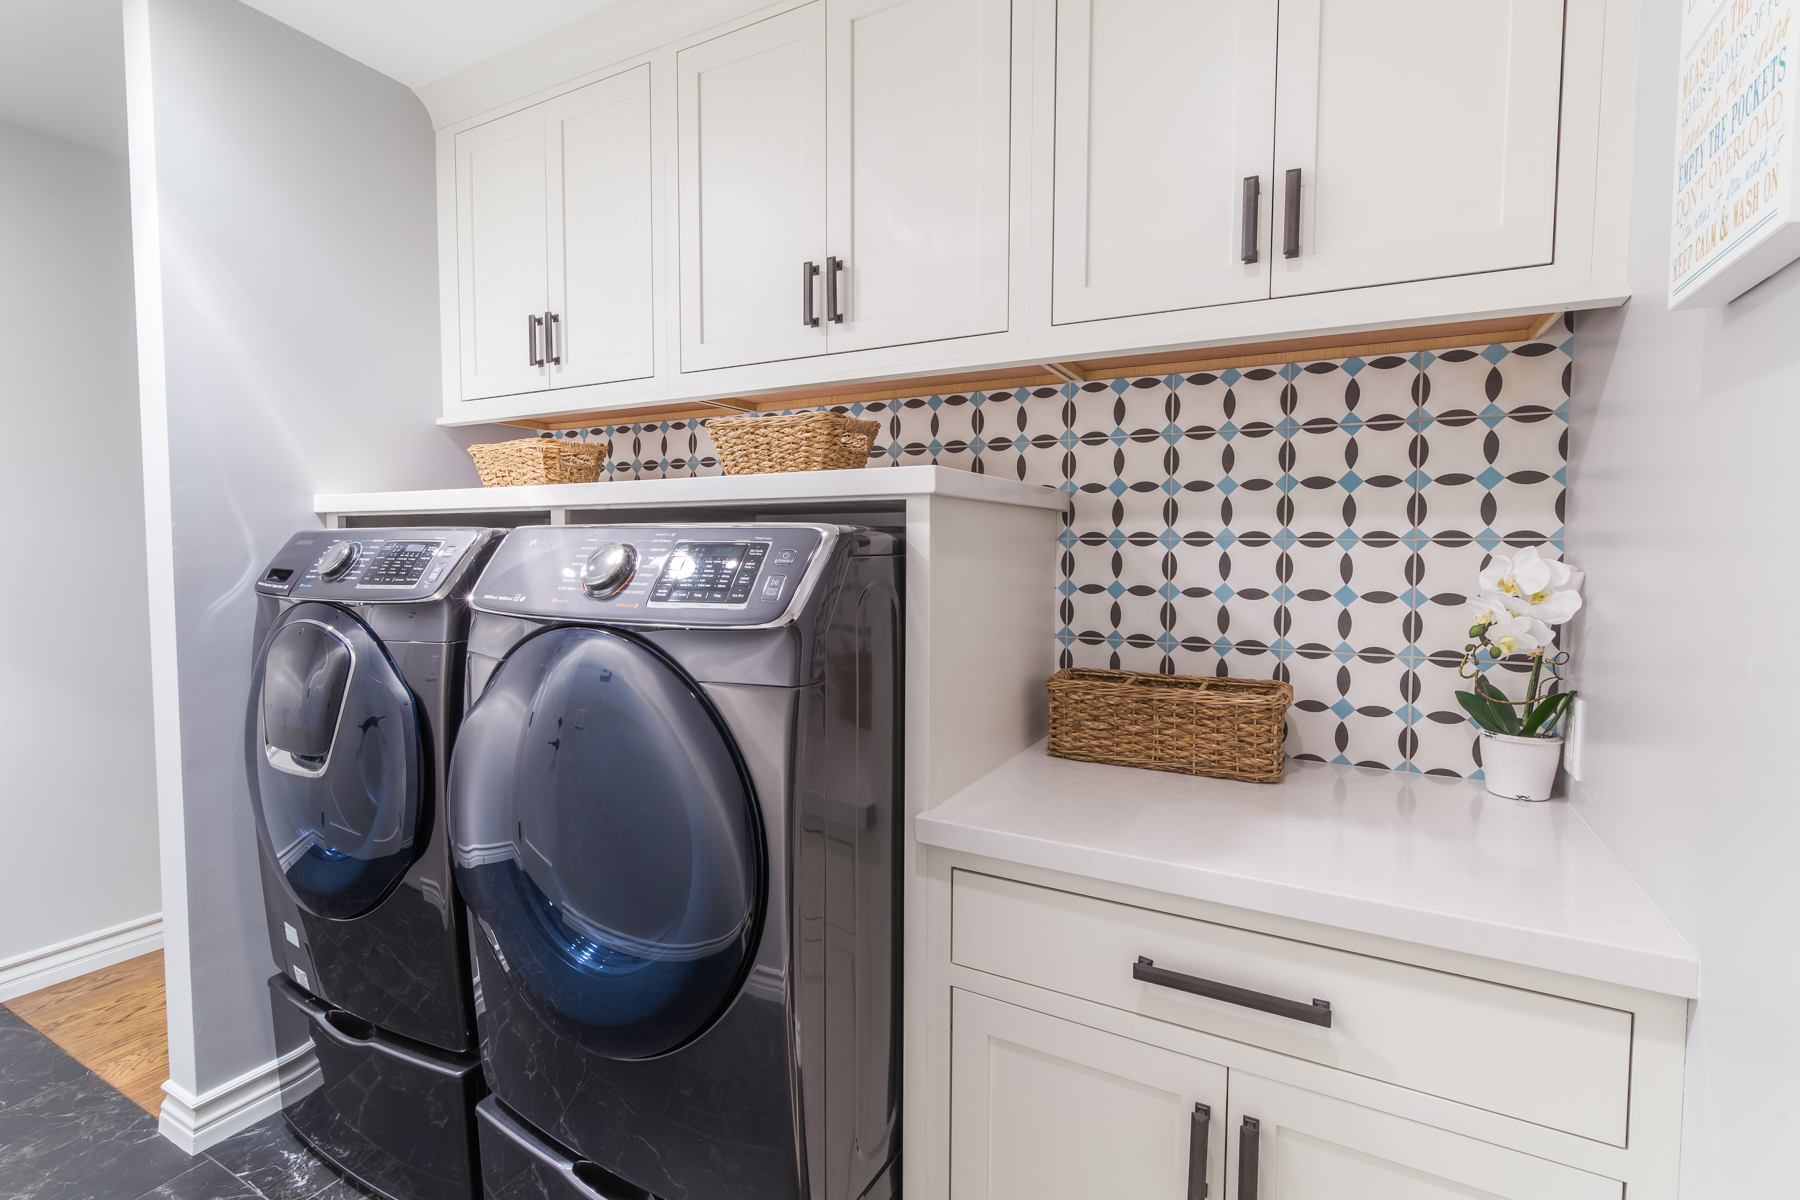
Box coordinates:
[952,991,1226,1200]
[930,861,1686,1200]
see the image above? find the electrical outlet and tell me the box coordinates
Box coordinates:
[1563,697,1587,781]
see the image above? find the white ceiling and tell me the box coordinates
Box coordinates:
[0,0,129,156]
[235,0,635,88]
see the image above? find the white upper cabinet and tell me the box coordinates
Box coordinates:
[1052,0,1277,324]
[454,65,655,401]
[1270,0,1565,297]
[456,106,550,400]
[545,66,656,390]
[677,5,828,372]
[825,0,1012,352]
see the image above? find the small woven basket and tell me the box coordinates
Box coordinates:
[467,438,607,487]
[705,412,881,475]
[1045,668,1293,783]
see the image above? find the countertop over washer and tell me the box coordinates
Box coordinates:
[916,743,1698,998]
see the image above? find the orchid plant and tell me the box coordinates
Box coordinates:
[1456,546,1583,739]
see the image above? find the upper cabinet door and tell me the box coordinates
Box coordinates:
[1052,0,1277,325]
[823,0,1011,352]
[545,65,656,390]
[1271,0,1565,298]
[456,105,550,400]
[1224,1071,1620,1200]
[678,5,828,372]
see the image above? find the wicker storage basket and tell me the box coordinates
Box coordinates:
[1045,668,1293,783]
[705,411,881,475]
[467,438,607,487]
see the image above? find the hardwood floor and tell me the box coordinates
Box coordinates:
[4,951,169,1115]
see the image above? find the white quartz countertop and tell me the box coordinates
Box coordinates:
[917,744,1698,998]
[316,464,1070,517]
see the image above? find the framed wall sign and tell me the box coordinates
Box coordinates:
[1670,0,1800,308]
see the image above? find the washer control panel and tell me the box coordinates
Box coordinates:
[256,529,498,601]
[471,524,834,626]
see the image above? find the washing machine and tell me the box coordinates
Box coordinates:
[247,527,503,1200]
[446,523,902,1200]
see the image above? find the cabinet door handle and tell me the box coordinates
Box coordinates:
[1134,957,1332,1027]
[826,255,844,323]
[1187,1102,1211,1200]
[527,313,544,367]
[802,261,821,327]
[543,311,561,365]
[1237,1117,1259,1200]
[1240,176,1259,264]
[1282,168,1301,259]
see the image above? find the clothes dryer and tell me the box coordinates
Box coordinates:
[447,523,902,1200]
[248,527,501,1200]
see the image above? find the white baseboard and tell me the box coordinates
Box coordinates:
[159,1042,320,1154]
[0,914,164,1002]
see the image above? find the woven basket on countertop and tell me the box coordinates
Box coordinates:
[467,437,607,487]
[1045,668,1292,783]
[705,411,881,475]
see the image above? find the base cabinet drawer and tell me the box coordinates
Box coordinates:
[952,870,1632,1144]
[951,990,1226,1200]
[1226,1072,1621,1200]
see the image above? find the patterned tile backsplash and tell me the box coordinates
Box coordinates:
[543,315,1574,778]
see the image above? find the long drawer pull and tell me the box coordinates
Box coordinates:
[1239,176,1259,264]
[1187,1102,1210,1200]
[1282,168,1301,258]
[1134,956,1332,1028]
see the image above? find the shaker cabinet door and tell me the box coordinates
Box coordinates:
[455,105,550,400]
[545,65,656,391]
[1270,0,1565,297]
[1224,1071,1621,1200]
[822,0,1011,352]
[950,990,1227,1200]
[1052,0,1277,324]
[677,4,828,372]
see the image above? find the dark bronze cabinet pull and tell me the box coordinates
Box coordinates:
[1188,1102,1211,1200]
[1282,168,1302,258]
[1240,176,1260,264]
[543,311,561,365]
[527,313,544,367]
[1134,957,1332,1027]
[1237,1116,1259,1200]
[826,255,845,323]
[802,261,821,327]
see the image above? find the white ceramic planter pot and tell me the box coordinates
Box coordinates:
[1479,731,1564,801]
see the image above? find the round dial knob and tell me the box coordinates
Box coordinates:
[317,541,358,581]
[579,542,638,599]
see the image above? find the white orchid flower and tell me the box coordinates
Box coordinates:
[1482,612,1553,658]
[1478,546,1584,626]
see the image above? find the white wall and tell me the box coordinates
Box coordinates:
[1567,6,1800,1196]
[123,0,512,1148]
[0,118,161,996]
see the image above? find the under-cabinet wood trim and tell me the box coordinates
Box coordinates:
[502,314,1564,430]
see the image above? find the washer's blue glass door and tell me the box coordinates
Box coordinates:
[247,603,422,921]
[449,627,764,1061]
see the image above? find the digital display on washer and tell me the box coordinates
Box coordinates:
[649,541,767,605]
[359,540,442,587]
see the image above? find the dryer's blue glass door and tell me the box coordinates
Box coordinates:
[247,602,423,921]
[449,626,764,1061]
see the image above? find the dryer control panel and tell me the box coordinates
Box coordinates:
[471,524,835,627]
[255,528,498,602]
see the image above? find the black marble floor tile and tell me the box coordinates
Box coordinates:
[203,1115,372,1200]
[0,1009,89,1111]
[0,1074,193,1200]
[129,1157,261,1200]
